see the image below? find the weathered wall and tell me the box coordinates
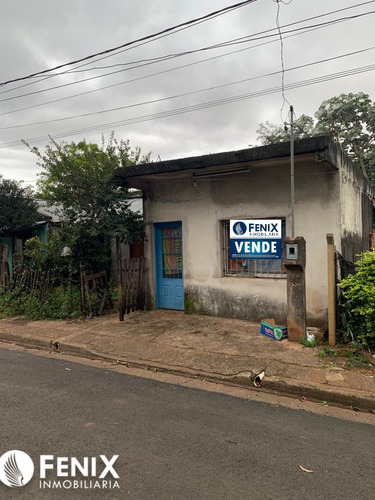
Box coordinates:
[337,148,375,262]
[141,158,341,327]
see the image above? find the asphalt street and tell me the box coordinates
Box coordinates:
[0,347,374,500]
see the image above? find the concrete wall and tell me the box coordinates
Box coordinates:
[336,148,375,262]
[141,158,341,327]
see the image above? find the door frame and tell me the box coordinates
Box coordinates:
[154,221,184,310]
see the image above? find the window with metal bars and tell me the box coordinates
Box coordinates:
[161,226,183,279]
[221,219,286,278]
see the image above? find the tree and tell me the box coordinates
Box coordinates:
[256,114,317,145]
[315,92,375,178]
[256,92,375,180]
[0,176,38,235]
[26,134,151,271]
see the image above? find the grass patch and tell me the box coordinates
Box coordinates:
[319,347,337,358]
[319,345,373,370]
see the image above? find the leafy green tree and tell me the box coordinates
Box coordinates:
[315,92,375,178]
[256,114,317,145]
[256,92,375,180]
[26,135,151,272]
[0,176,38,235]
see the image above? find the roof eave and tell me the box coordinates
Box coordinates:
[115,136,334,182]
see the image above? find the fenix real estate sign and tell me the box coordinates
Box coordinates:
[230,220,282,259]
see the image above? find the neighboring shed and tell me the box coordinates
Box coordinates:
[115,136,375,327]
[0,201,61,277]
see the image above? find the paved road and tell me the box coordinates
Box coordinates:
[0,347,374,500]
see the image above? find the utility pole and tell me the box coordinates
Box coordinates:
[282,104,306,342]
[290,105,295,238]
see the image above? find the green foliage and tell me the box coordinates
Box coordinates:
[0,284,81,320]
[0,235,82,320]
[256,114,317,145]
[338,250,375,347]
[315,92,375,179]
[23,235,73,277]
[300,335,318,348]
[184,296,195,314]
[256,92,375,180]
[337,292,355,344]
[108,280,118,306]
[339,350,368,368]
[0,176,39,235]
[23,236,48,270]
[319,346,371,369]
[319,347,337,358]
[26,134,150,272]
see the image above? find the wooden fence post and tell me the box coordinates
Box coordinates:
[116,236,124,321]
[79,262,86,315]
[0,244,10,286]
[327,234,336,346]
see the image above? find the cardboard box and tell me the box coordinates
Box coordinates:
[261,319,288,341]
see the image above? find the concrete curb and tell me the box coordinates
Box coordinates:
[1,331,375,412]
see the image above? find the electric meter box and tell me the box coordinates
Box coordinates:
[282,237,306,269]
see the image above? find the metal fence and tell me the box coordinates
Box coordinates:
[336,251,355,282]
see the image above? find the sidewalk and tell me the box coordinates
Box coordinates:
[0,310,374,411]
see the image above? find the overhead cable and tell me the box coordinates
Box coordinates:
[0,0,257,87]
[1,46,374,130]
[1,9,374,110]
[1,61,374,149]
[1,0,374,98]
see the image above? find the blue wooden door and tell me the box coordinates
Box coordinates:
[155,222,184,310]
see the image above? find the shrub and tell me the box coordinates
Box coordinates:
[338,250,375,347]
[0,284,81,320]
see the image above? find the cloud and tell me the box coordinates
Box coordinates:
[0,0,374,184]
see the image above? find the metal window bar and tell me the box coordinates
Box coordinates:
[162,227,183,279]
[222,220,286,278]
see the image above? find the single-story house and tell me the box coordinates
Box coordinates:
[115,136,375,327]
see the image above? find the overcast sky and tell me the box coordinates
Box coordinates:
[1,0,374,187]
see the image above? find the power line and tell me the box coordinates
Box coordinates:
[3,9,375,105]
[274,0,292,120]
[55,0,375,73]
[57,3,254,78]
[0,0,257,87]
[2,61,375,150]
[1,9,374,116]
[2,46,374,131]
[0,9,250,97]
[2,0,374,99]
[0,23,337,113]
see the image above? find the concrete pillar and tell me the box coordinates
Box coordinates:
[282,237,306,342]
[327,234,336,346]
